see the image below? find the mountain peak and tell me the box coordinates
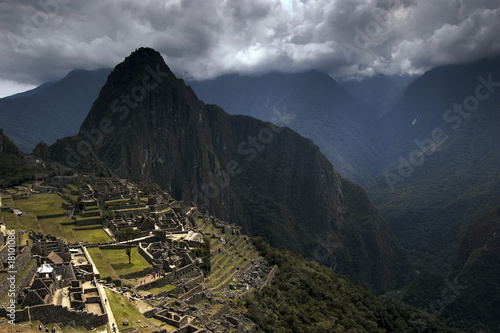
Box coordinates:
[121,47,171,71]
[79,47,185,133]
[111,47,175,83]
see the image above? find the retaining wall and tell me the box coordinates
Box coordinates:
[0,304,107,329]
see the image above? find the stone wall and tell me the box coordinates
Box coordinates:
[14,246,31,274]
[109,204,146,211]
[62,202,73,210]
[174,263,198,280]
[138,243,156,265]
[81,210,100,218]
[114,207,151,217]
[119,266,155,280]
[211,303,230,321]
[0,260,36,303]
[184,291,205,305]
[75,217,102,226]
[179,284,203,301]
[73,225,103,231]
[57,192,75,204]
[137,273,176,291]
[0,244,8,266]
[183,274,204,290]
[0,235,30,268]
[260,265,278,290]
[0,304,107,329]
[152,326,205,333]
[32,185,57,193]
[37,213,67,219]
[15,261,37,297]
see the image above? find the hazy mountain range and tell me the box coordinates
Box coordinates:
[0,68,111,152]
[367,57,500,270]
[188,70,414,184]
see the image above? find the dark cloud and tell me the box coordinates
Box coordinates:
[1,0,499,95]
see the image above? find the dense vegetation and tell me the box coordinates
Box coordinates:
[246,238,462,333]
[114,227,142,241]
[191,236,211,274]
[402,207,500,333]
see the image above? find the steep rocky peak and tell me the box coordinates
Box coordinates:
[79,47,200,134]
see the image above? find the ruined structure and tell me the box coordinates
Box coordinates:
[1,176,274,332]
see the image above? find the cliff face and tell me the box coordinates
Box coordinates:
[69,47,412,293]
[0,129,38,187]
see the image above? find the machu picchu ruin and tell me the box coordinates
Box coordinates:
[0,175,273,332]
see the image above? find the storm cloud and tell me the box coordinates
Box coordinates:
[1,0,499,95]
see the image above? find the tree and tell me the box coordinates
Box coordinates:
[114,227,141,241]
[125,246,131,264]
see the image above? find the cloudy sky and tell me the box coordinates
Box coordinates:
[1,0,499,97]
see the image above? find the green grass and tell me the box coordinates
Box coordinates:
[87,247,120,281]
[0,202,32,245]
[0,210,22,230]
[61,189,79,202]
[146,284,177,295]
[87,247,151,279]
[12,193,67,215]
[2,197,109,244]
[0,192,13,200]
[61,224,79,243]
[2,192,71,238]
[62,225,111,244]
[82,208,100,214]
[75,215,101,222]
[105,289,167,332]
[74,228,111,244]
[16,213,40,233]
[37,216,71,239]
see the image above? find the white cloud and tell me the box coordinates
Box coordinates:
[0,79,36,98]
[0,0,499,94]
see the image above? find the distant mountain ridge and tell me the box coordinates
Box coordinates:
[0,67,111,152]
[339,74,414,117]
[367,56,500,268]
[189,70,384,184]
[38,47,413,294]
